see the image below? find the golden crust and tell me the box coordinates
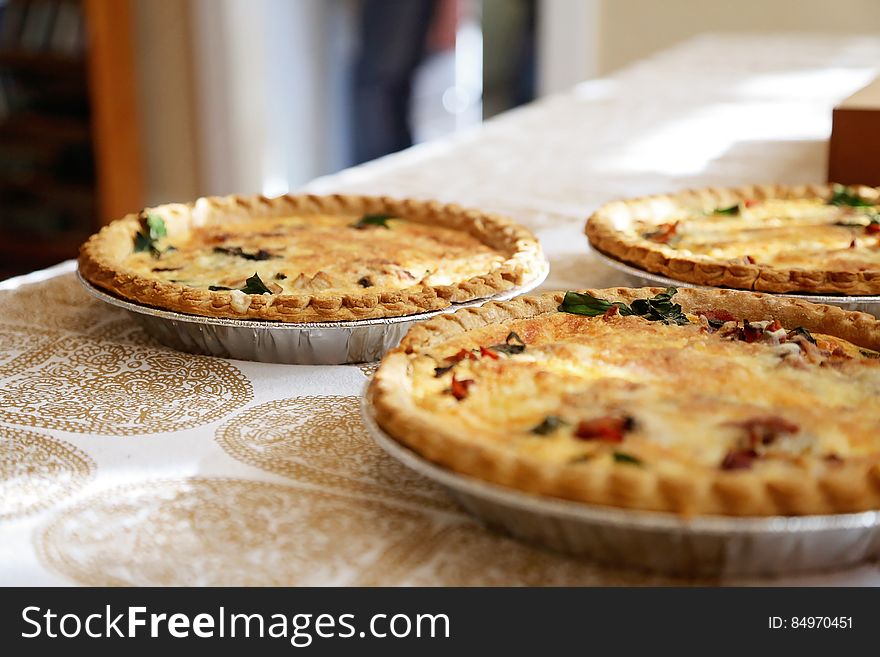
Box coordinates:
[369,287,880,517]
[79,193,545,322]
[586,183,880,295]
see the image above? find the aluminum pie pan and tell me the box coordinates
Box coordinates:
[361,393,880,577]
[593,250,880,318]
[76,261,548,365]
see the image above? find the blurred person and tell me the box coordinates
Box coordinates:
[351,0,439,164]
[351,0,536,164]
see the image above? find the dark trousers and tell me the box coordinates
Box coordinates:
[352,0,437,164]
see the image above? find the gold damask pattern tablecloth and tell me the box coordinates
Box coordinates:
[4,35,880,586]
[2,269,675,586]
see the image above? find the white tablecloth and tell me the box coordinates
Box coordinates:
[2,34,880,586]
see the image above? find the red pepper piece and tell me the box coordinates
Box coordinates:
[574,416,634,443]
[446,348,477,363]
[720,449,758,470]
[866,223,880,235]
[479,346,500,360]
[647,222,678,244]
[744,199,759,208]
[450,375,475,400]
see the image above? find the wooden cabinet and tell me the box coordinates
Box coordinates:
[0,0,142,278]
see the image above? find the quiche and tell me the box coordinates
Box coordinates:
[79,194,544,322]
[369,287,880,517]
[586,183,880,295]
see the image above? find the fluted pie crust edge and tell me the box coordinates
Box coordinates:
[79,193,545,323]
[369,287,880,517]
[586,183,880,295]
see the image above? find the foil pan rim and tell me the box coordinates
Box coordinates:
[360,390,880,536]
[593,250,880,305]
[76,260,549,330]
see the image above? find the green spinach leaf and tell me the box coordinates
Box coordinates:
[134,213,168,257]
[351,214,394,229]
[829,184,873,207]
[558,292,633,317]
[531,416,566,435]
[239,273,273,295]
[488,331,527,355]
[712,204,740,216]
[613,451,642,466]
[559,288,689,325]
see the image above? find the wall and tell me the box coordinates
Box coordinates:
[538,0,599,95]
[132,0,200,206]
[598,0,880,74]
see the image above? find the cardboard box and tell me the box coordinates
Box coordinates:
[828,77,880,186]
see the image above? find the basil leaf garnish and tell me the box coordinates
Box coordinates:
[213,246,277,261]
[628,287,689,325]
[239,273,273,295]
[559,288,688,325]
[488,331,526,355]
[613,451,642,466]
[713,204,740,216]
[531,415,566,435]
[351,214,394,229]
[828,184,873,207]
[787,326,816,345]
[558,292,633,317]
[134,232,152,254]
[211,274,273,295]
[146,213,166,239]
[134,213,168,257]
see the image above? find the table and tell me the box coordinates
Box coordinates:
[3,34,880,586]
